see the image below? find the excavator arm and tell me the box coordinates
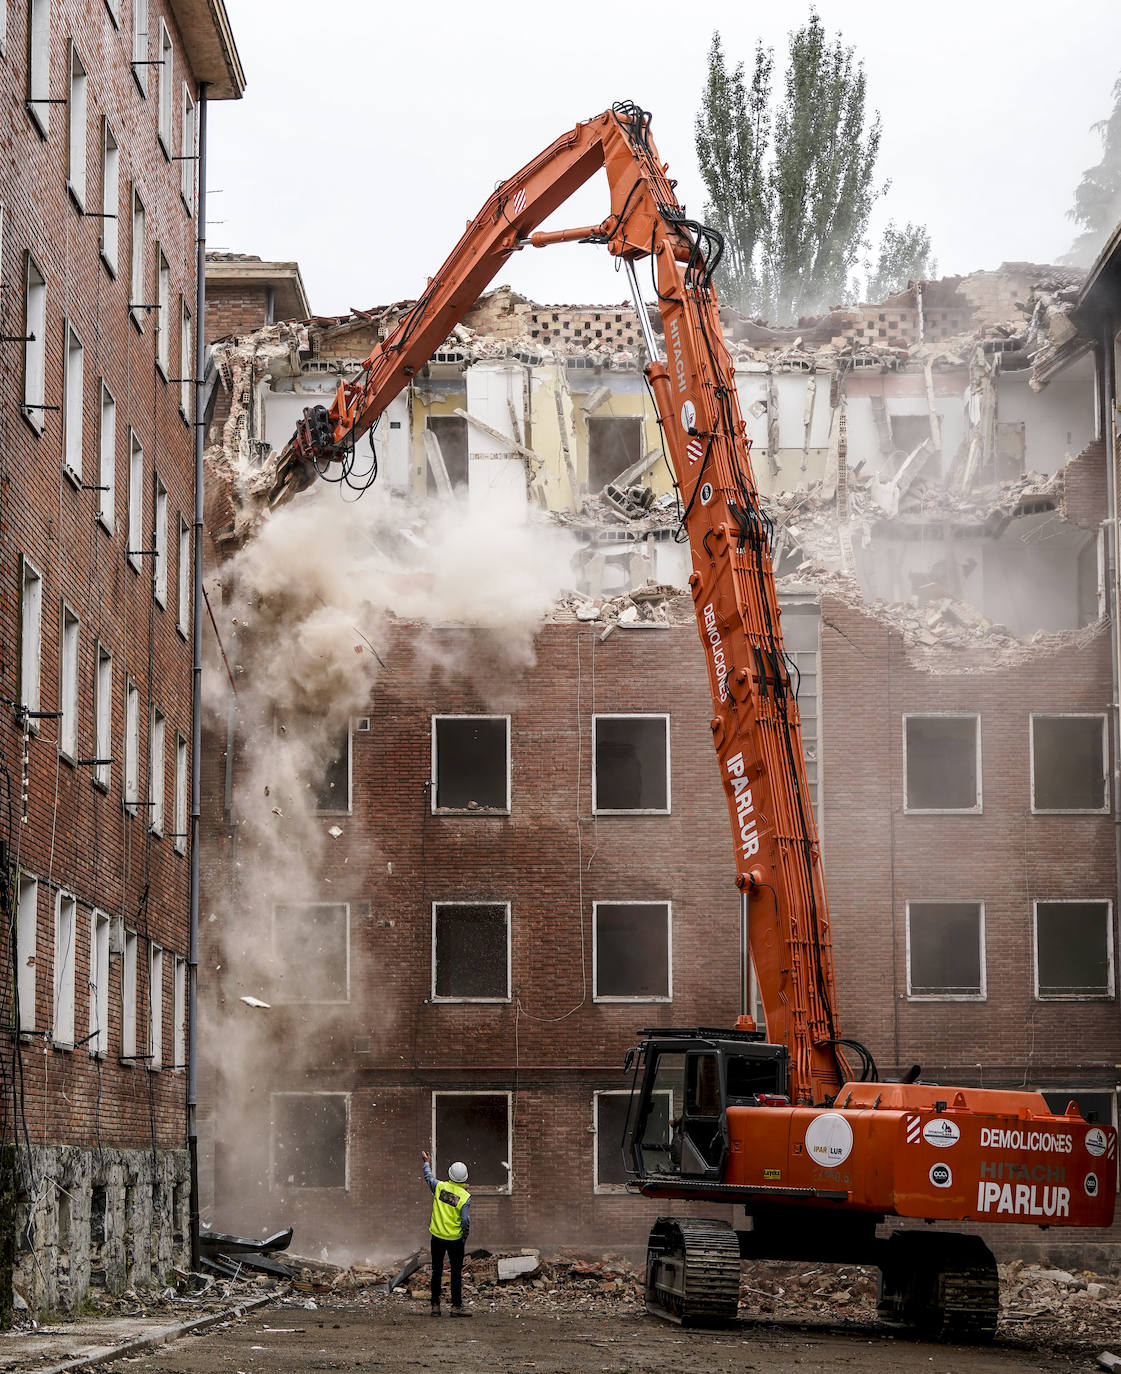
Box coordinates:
[275,102,845,1105]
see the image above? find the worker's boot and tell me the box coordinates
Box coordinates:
[450,1305,472,1318]
[430,1304,440,1317]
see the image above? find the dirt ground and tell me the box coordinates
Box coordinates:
[115,1299,1100,1373]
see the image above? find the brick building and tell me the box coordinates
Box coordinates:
[198,258,1121,1260]
[0,0,243,1318]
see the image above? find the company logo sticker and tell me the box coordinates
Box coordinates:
[929,1162,953,1189]
[1085,1172,1100,1198]
[699,482,715,505]
[923,1118,961,1149]
[680,400,696,433]
[763,1168,781,1181]
[1086,1127,1108,1158]
[804,1113,854,1169]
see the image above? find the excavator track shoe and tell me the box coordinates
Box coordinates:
[645,1216,740,1325]
[876,1231,998,1343]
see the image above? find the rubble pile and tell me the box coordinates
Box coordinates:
[552,583,695,629]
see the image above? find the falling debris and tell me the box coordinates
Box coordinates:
[239,996,271,1009]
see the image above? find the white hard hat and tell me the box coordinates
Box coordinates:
[449,1161,468,1183]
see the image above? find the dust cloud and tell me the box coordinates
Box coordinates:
[200,479,580,1251]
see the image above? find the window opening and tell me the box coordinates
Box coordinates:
[1031,715,1108,812]
[1035,901,1114,999]
[173,733,187,852]
[149,707,165,833]
[60,605,79,758]
[20,557,42,714]
[587,415,642,490]
[904,714,980,812]
[907,901,985,998]
[271,1092,348,1188]
[88,910,109,1056]
[593,714,669,812]
[271,902,349,1002]
[127,431,143,568]
[433,1093,511,1192]
[153,473,167,604]
[425,415,469,494]
[28,0,50,135]
[148,944,162,1068]
[24,256,46,427]
[101,122,119,272]
[16,875,37,1032]
[124,679,139,811]
[67,44,87,204]
[98,382,115,529]
[432,902,509,1000]
[594,901,671,1000]
[432,715,509,812]
[63,323,84,480]
[121,928,137,1058]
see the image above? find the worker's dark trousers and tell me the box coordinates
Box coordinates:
[430,1235,465,1307]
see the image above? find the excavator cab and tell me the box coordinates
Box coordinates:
[623,1028,789,1183]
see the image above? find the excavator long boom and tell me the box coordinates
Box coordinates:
[276,103,845,1105]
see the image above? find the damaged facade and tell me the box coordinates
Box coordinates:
[0,2,244,1319]
[198,253,1121,1257]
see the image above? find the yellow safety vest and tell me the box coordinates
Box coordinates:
[429,1179,470,1240]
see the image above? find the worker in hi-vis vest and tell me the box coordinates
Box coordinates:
[421,1150,471,1316]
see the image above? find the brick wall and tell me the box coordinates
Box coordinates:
[206,281,271,343]
[0,0,210,1160]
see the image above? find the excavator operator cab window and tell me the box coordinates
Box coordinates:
[679,1051,727,1175]
[633,1050,683,1175]
[725,1052,786,1103]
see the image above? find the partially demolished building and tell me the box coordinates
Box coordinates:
[199,254,1121,1257]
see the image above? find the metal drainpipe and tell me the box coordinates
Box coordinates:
[187,81,209,1277]
[1105,326,1121,932]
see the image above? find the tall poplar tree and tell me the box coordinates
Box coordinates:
[696,14,928,323]
[695,33,773,314]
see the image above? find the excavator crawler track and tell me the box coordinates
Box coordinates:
[876,1231,999,1343]
[645,1216,741,1325]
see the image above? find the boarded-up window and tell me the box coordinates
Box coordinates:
[432,716,509,812]
[1031,715,1108,812]
[433,902,509,1000]
[434,1093,510,1191]
[907,902,985,998]
[593,715,669,812]
[272,903,349,1002]
[904,715,980,812]
[426,416,469,494]
[271,1092,348,1189]
[1035,901,1113,999]
[587,416,642,490]
[594,902,670,1000]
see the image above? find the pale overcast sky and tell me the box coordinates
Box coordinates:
[208,0,1121,317]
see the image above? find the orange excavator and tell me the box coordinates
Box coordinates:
[273,103,1117,1341]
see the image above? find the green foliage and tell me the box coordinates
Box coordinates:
[1065,76,1121,267]
[866,222,936,301]
[695,13,929,323]
[695,33,772,313]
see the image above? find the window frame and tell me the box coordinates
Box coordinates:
[173,731,187,853]
[155,247,169,375]
[430,714,511,815]
[1033,899,1116,1001]
[27,0,51,137]
[100,120,119,274]
[16,873,38,1033]
[905,900,987,1001]
[179,298,192,418]
[156,19,173,153]
[177,514,190,634]
[592,712,671,815]
[127,429,143,570]
[430,900,512,1004]
[67,41,88,207]
[593,1088,662,1194]
[59,602,79,761]
[148,942,163,1070]
[62,320,84,482]
[592,899,673,1003]
[153,471,168,605]
[431,1089,513,1196]
[53,890,77,1048]
[121,927,137,1060]
[180,85,196,211]
[269,1090,351,1192]
[131,0,148,95]
[94,643,111,791]
[172,954,187,1070]
[312,721,352,815]
[23,253,46,430]
[97,380,116,530]
[88,909,110,1058]
[149,704,165,834]
[1030,713,1110,815]
[129,188,146,327]
[19,554,43,716]
[270,901,351,1004]
[902,712,983,815]
[124,677,140,813]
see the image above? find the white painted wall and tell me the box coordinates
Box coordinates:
[465,363,527,522]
